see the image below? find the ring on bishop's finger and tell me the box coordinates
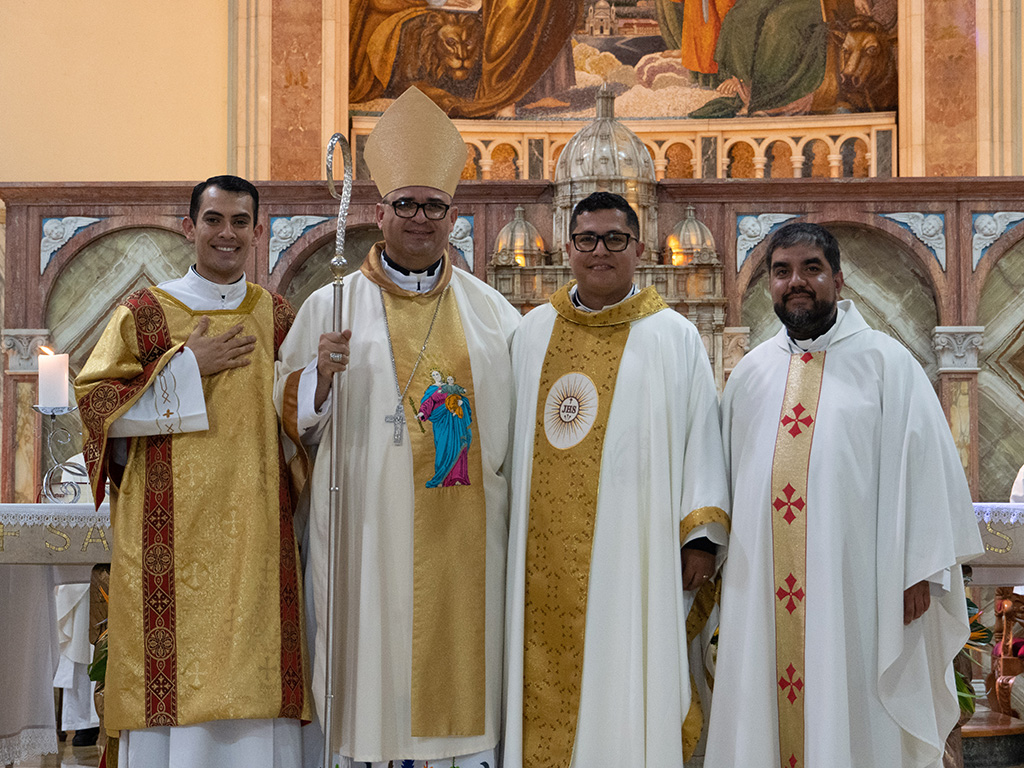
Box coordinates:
[330,352,344,363]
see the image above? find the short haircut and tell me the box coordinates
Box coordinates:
[765,222,841,274]
[189,175,260,223]
[569,191,640,238]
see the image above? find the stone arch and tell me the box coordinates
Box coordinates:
[46,227,193,375]
[488,142,520,180]
[462,143,483,180]
[724,140,757,179]
[281,224,383,309]
[41,216,186,311]
[765,140,796,179]
[550,142,568,177]
[798,138,833,178]
[737,221,940,378]
[664,142,695,179]
[839,136,870,178]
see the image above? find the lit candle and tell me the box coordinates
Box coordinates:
[38,346,69,408]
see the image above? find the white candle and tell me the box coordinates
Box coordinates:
[38,351,69,408]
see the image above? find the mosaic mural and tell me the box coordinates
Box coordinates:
[350,0,899,119]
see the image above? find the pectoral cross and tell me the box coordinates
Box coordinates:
[385,403,406,446]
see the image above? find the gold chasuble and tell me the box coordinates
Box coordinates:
[522,284,667,768]
[76,286,309,732]
[770,351,825,768]
[362,248,487,736]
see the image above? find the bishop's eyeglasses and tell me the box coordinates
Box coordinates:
[387,199,451,220]
[570,232,635,252]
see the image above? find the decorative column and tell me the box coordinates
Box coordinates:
[933,326,984,497]
[1,329,50,502]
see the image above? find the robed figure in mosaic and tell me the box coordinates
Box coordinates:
[705,223,982,768]
[503,193,730,768]
[274,87,519,768]
[75,176,311,768]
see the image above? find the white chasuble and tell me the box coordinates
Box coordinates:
[707,301,984,768]
[275,244,520,762]
[504,284,730,768]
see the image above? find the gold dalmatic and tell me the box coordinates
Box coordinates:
[769,351,825,768]
[522,285,666,768]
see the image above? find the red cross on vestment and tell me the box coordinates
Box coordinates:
[780,403,814,437]
[772,483,805,524]
[778,663,804,704]
[776,573,806,613]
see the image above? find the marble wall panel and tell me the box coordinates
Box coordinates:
[978,238,1024,501]
[924,0,978,176]
[270,0,323,181]
[15,382,35,503]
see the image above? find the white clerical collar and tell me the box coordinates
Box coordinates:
[786,300,849,353]
[158,266,248,311]
[569,283,638,313]
[381,250,443,293]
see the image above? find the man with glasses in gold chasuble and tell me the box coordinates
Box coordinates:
[502,192,730,768]
[274,87,520,768]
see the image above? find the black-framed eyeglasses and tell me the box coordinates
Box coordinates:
[387,199,451,220]
[570,232,634,252]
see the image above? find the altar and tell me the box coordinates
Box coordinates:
[0,501,1020,573]
[973,503,1024,585]
[0,503,112,564]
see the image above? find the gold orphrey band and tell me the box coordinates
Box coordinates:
[769,351,825,768]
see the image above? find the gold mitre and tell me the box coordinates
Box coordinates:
[363,87,468,198]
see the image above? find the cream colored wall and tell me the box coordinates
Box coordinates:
[0,2,231,182]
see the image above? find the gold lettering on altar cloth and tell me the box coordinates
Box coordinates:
[769,351,825,768]
[46,525,71,551]
[0,522,19,550]
[83,524,110,552]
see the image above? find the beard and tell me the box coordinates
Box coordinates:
[773,291,837,338]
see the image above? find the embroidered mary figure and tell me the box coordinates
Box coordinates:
[417,370,473,487]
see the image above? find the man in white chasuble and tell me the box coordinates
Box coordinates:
[705,222,983,768]
[76,175,312,768]
[503,192,731,768]
[274,86,520,768]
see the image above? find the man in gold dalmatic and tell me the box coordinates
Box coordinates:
[76,175,311,767]
[274,87,519,768]
[503,192,730,768]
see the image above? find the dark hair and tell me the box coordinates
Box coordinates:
[569,191,640,238]
[765,222,841,274]
[189,175,260,222]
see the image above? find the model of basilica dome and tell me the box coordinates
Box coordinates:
[491,205,547,267]
[553,86,658,261]
[665,205,718,266]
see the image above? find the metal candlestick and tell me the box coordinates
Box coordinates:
[32,405,88,503]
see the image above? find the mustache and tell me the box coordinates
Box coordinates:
[784,288,815,301]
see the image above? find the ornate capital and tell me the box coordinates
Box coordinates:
[932,326,984,372]
[2,329,51,372]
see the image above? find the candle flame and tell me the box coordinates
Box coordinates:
[39,346,55,356]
